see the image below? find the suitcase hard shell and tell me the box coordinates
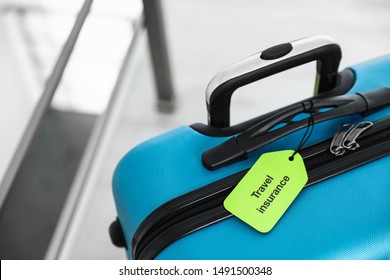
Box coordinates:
[111,36,390,259]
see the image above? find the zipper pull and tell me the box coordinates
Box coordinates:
[342,121,373,150]
[330,124,354,156]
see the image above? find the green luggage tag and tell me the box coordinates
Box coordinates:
[224,150,308,233]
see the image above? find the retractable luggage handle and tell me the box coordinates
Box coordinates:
[206,36,342,127]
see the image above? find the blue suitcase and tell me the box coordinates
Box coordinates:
[110,36,390,260]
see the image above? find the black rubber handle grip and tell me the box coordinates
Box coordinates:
[203,88,390,170]
[206,36,342,127]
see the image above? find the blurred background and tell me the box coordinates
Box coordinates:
[0,0,389,259]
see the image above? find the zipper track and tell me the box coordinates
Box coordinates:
[132,117,390,260]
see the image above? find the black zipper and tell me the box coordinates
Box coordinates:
[132,117,390,260]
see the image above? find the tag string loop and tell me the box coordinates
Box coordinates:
[290,102,315,161]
